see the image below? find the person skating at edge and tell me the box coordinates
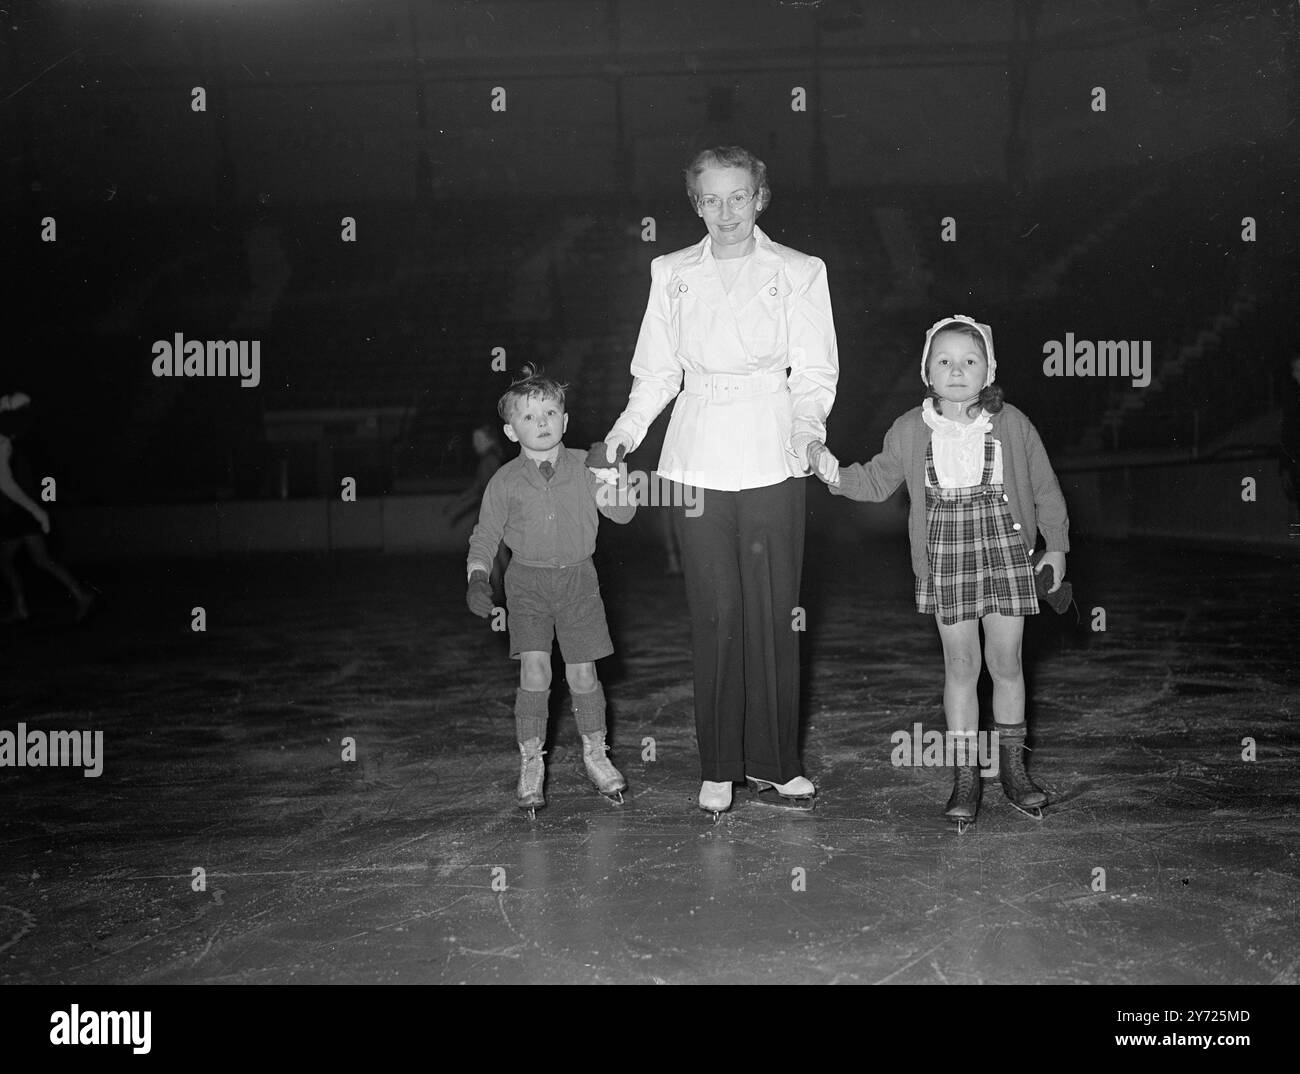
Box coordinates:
[464,365,637,818]
[444,423,510,601]
[0,393,96,625]
[810,316,1068,831]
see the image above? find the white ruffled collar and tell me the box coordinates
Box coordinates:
[922,396,992,438]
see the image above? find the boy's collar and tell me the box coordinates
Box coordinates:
[520,442,565,467]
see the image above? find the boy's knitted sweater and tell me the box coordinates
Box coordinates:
[829,403,1070,579]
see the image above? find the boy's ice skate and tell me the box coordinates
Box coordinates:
[698,780,733,822]
[746,774,816,811]
[517,738,546,820]
[580,732,626,805]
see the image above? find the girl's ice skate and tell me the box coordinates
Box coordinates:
[997,724,1047,820]
[517,738,546,820]
[581,732,626,805]
[698,780,733,822]
[746,774,816,811]
[945,763,981,835]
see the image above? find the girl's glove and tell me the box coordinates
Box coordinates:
[1032,551,1072,612]
[466,570,494,618]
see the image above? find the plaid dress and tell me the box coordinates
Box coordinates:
[916,437,1039,624]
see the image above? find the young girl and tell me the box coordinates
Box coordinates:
[810,316,1068,831]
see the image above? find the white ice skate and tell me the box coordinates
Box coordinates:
[581,732,626,805]
[698,780,733,822]
[517,738,546,820]
[746,774,816,810]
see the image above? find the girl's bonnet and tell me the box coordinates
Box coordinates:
[921,315,997,388]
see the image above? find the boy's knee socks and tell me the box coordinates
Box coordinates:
[571,682,607,737]
[515,688,549,744]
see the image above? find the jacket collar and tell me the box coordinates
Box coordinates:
[676,226,785,312]
[677,225,784,272]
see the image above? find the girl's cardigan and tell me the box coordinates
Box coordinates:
[829,403,1070,579]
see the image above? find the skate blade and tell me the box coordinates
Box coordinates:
[1008,802,1044,821]
[953,817,975,835]
[600,790,625,806]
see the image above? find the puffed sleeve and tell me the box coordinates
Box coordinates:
[608,255,684,451]
[786,257,839,465]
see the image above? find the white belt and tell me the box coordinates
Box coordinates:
[682,370,788,404]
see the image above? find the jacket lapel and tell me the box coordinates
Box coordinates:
[725,227,785,314]
[675,236,729,314]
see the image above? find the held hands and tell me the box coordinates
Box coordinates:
[807,441,841,486]
[466,570,494,618]
[1034,551,1067,594]
[587,434,630,486]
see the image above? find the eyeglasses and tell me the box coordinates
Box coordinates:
[696,191,756,213]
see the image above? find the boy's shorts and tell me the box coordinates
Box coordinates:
[504,558,614,663]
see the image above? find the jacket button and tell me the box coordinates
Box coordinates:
[1012,522,1022,531]
[679,283,688,292]
[769,286,777,295]
[1002,494,1009,502]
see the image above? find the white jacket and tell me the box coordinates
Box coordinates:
[608,226,839,491]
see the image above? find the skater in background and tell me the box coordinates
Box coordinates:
[465,366,637,817]
[599,145,838,818]
[0,392,96,624]
[444,423,509,598]
[1279,353,1300,519]
[811,316,1067,830]
[445,423,505,524]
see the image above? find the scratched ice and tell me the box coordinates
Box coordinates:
[0,535,1295,984]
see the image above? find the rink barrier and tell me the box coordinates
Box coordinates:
[45,452,1296,562]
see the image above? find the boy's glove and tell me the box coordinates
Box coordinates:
[466,570,494,618]
[586,441,627,469]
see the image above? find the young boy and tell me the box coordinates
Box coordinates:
[465,366,637,816]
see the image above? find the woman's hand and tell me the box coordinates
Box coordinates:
[807,441,840,486]
[601,430,633,463]
[591,430,633,485]
[1035,551,1066,593]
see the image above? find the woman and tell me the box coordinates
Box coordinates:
[601,146,839,817]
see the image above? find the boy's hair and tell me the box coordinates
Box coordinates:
[924,322,1004,418]
[683,146,770,213]
[497,363,568,422]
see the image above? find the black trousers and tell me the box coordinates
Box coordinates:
[675,477,806,783]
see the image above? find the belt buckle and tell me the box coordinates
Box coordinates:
[711,375,736,406]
